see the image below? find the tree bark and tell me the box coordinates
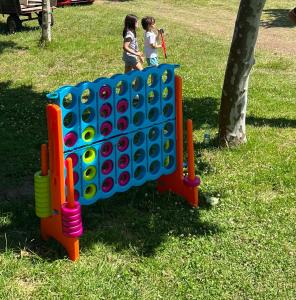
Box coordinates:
[41,0,51,43]
[218,0,266,146]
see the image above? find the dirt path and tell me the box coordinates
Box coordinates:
[96,0,296,57]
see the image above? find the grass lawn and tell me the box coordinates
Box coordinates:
[0,0,296,299]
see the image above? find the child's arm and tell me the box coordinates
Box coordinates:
[123,38,143,57]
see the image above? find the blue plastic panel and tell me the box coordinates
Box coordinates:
[48,64,179,205]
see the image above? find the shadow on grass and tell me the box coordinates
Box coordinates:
[261,9,294,28]
[0,81,48,193]
[0,183,221,260]
[0,19,40,35]
[247,115,296,128]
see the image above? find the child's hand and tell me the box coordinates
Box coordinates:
[136,51,143,57]
[139,55,145,64]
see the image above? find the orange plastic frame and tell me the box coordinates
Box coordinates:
[39,74,198,261]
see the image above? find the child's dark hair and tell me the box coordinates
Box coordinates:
[123,14,138,38]
[141,16,155,31]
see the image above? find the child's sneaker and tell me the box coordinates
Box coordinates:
[288,8,296,25]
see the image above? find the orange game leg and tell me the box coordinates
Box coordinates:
[40,104,79,261]
[157,75,200,207]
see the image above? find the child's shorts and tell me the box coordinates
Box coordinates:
[122,53,138,67]
[146,57,159,67]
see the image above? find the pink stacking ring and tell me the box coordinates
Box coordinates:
[118,171,130,186]
[102,177,114,193]
[100,103,112,118]
[118,154,130,169]
[117,99,128,113]
[117,136,129,152]
[62,218,82,228]
[117,117,128,131]
[99,85,112,99]
[62,212,81,222]
[100,121,112,136]
[101,160,113,175]
[64,132,77,147]
[61,201,81,216]
[183,176,201,188]
[63,227,83,238]
[100,142,113,157]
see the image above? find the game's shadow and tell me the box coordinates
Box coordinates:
[0,182,221,260]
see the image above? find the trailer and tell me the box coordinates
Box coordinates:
[0,0,57,33]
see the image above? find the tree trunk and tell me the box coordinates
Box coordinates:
[41,0,51,43]
[218,0,266,146]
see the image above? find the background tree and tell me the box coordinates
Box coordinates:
[40,0,52,44]
[218,0,266,146]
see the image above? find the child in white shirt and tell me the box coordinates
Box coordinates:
[141,16,162,67]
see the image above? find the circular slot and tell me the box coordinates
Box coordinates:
[164,139,174,153]
[64,132,77,147]
[82,126,95,142]
[149,161,161,174]
[116,80,127,95]
[132,77,143,91]
[117,99,128,113]
[83,166,97,181]
[81,89,92,104]
[102,177,114,193]
[66,153,78,167]
[117,136,129,152]
[132,94,144,109]
[164,155,175,169]
[118,171,130,186]
[148,90,158,104]
[83,147,96,164]
[149,144,160,158]
[133,112,145,127]
[100,121,112,137]
[163,122,174,136]
[74,190,79,201]
[117,117,129,131]
[99,85,112,100]
[162,87,172,100]
[100,103,112,118]
[148,127,159,141]
[101,160,113,175]
[84,184,97,199]
[82,107,95,123]
[118,154,130,169]
[162,70,172,84]
[147,73,158,87]
[133,132,145,146]
[148,107,159,122]
[100,142,113,157]
[63,93,74,109]
[134,166,146,180]
[163,103,173,118]
[63,112,76,128]
[134,148,145,163]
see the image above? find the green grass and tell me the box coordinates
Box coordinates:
[0,1,296,299]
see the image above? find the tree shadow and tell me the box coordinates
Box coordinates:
[0,81,48,193]
[247,115,296,128]
[261,9,294,28]
[183,97,220,130]
[0,40,28,54]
